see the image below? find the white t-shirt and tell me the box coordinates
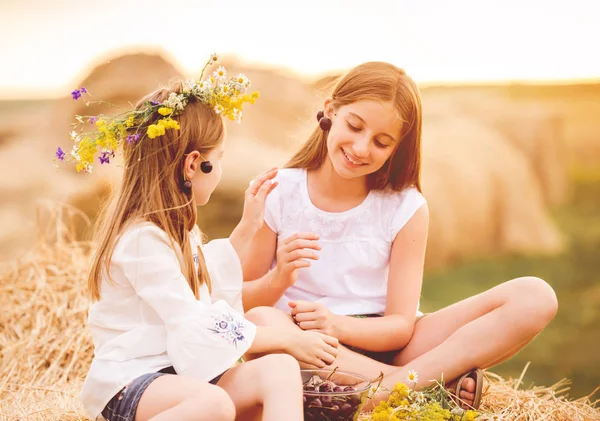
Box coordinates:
[264,168,426,316]
[80,222,256,420]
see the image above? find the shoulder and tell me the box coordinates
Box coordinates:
[118,221,169,245]
[371,187,428,240]
[267,168,305,204]
[371,186,426,210]
[113,221,179,261]
[275,168,305,185]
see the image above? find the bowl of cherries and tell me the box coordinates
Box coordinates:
[301,368,375,421]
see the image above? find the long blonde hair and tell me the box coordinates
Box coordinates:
[87,82,224,301]
[287,62,422,191]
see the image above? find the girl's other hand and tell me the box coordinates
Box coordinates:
[284,329,338,368]
[241,167,279,234]
[289,301,338,338]
[273,233,321,288]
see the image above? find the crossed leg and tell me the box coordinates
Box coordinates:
[245,276,558,408]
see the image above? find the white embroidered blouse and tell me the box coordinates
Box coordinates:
[264,168,427,316]
[80,222,256,420]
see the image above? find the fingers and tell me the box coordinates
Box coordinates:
[254,178,278,202]
[323,343,338,358]
[278,236,321,273]
[321,334,339,348]
[292,260,312,269]
[282,232,320,246]
[281,238,322,254]
[282,248,320,264]
[293,311,316,323]
[318,350,336,366]
[247,168,278,195]
[297,320,319,330]
[312,357,327,369]
[292,300,317,313]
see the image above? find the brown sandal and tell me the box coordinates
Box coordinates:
[454,368,484,409]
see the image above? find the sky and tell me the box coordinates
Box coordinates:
[1,0,599,99]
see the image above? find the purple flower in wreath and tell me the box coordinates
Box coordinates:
[99,150,116,164]
[71,87,87,100]
[55,146,65,161]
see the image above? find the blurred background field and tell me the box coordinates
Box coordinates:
[1,1,599,419]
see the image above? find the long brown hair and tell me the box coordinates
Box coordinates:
[287,62,422,191]
[87,82,224,301]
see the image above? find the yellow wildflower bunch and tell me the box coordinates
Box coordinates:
[370,379,480,421]
[55,53,259,173]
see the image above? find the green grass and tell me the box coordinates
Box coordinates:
[420,174,600,399]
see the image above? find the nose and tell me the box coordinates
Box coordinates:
[351,136,370,158]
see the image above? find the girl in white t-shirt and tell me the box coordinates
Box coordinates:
[241,61,558,409]
[62,58,338,421]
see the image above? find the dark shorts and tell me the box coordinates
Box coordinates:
[101,366,227,421]
[343,313,426,365]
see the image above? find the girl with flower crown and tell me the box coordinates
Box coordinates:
[239,61,558,410]
[67,58,339,421]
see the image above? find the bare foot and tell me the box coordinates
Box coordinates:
[446,376,476,409]
[457,377,476,409]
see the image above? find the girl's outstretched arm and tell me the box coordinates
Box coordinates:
[241,223,278,281]
[241,228,321,311]
[336,203,429,351]
[249,325,338,368]
[229,168,278,262]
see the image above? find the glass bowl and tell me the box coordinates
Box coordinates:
[301,368,371,421]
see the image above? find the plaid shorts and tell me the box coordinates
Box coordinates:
[100,367,226,421]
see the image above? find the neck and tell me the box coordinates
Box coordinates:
[310,158,369,200]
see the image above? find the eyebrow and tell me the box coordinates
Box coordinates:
[347,112,398,143]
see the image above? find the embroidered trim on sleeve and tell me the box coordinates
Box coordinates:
[208,313,248,346]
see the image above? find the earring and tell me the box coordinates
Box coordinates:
[183,177,192,189]
[316,110,332,131]
[200,161,213,174]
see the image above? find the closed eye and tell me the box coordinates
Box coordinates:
[346,121,360,132]
[374,139,390,149]
[346,120,391,148]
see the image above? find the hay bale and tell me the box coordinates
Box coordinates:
[421,114,564,268]
[422,91,570,206]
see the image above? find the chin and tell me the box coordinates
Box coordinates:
[195,194,210,206]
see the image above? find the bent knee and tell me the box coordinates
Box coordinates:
[204,387,236,421]
[262,353,301,372]
[245,306,294,327]
[255,354,301,382]
[512,276,558,327]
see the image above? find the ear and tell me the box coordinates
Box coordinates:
[323,97,335,119]
[183,151,200,180]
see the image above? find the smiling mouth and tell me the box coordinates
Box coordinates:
[341,149,366,166]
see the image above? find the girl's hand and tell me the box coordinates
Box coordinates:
[289,301,338,338]
[240,167,279,234]
[273,233,321,288]
[284,329,339,368]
